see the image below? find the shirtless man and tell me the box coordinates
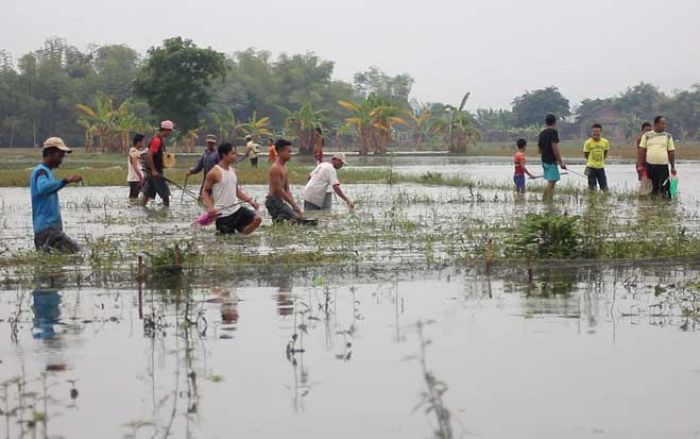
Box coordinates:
[265,139,302,222]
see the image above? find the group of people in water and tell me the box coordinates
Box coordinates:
[30,121,352,252]
[30,114,678,253]
[515,114,677,198]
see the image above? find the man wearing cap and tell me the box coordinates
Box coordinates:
[30,138,82,253]
[302,153,355,211]
[140,120,173,207]
[186,134,219,196]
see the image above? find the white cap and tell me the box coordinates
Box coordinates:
[160,120,174,130]
[331,152,347,165]
[43,137,72,153]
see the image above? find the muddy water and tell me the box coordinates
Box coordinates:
[1,265,699,438]
[1,161,699,438]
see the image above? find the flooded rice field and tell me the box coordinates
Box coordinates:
[1,161,699,438]
[2,265,699,438]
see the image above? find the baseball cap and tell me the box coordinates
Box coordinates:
[205,134,217,143]
[42,137,72,153]
[332,152,347,165]
[160,120,174,130]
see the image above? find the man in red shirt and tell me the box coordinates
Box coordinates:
[140,120,174,206]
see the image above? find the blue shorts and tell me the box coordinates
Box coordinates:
[514,174,526,190]
[542,163,560,182]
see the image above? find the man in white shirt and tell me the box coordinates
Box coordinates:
[302,152,355,211]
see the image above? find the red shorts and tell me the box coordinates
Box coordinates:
[314,151,323,163]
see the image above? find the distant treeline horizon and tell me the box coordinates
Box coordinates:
[0,36,698,151]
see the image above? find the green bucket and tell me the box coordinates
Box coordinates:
[669,176,679,198]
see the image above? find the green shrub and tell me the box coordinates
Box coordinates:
[506,213,592,259]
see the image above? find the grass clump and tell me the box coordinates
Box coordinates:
[506,213,592,259]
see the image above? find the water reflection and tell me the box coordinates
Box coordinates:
[31,289,62,340]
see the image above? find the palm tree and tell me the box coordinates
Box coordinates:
[279,102,326,154]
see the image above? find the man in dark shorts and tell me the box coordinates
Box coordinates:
[31,137,83,253]
[538,114,567,200]
[140,120,173,206]
[637,115,676,197]
[266,139,303,222]
[202,143,262,235]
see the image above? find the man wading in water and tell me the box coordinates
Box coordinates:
[538,114,567,200]
[266,139,303,222]
[201,143,262,235]
[302,152,355,211]
[140,120,173,207]
[187,133,220,197]
[31,137,83,253]
[637,115,677,197]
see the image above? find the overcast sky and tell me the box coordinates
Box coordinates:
[2,0,700,109]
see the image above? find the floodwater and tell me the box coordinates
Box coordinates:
[1,160,699,438]
[2,266,699,438]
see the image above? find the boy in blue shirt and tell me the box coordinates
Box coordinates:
[31,137,82,253]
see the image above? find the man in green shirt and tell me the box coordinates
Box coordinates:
[636,115,676,197]
[583,123,610,191]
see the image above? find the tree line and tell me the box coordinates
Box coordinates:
[1,36,698,154]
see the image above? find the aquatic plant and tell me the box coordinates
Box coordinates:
[505,213,591,259]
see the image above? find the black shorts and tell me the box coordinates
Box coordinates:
[265,195,295,222]
[128,181,142,199]
[646,164,670,197]
[215,207,257,234]
[142,175,170,201]
[586,167,608,190]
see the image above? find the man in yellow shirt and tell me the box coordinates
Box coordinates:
[637,115,676,197]
[583,123,610,191]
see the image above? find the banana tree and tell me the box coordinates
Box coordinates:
[406,106,433,149]
[432,92,481,153]
[76,94,115,153]
[279,102,325,154]
[338,99,374,155]
[369,98,407,154]
[240,111,273,141]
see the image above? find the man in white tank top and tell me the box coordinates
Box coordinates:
[201,143,262,235]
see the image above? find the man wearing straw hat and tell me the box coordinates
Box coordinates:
[186,133,220,196]
[30,137,82,253]
[302,152,355,211]
[140,120,173,207]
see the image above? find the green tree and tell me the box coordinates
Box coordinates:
[354,66,414,104]
[432,93,480,153]
[512,86,570,127]
[134,37,226,132]
[279,101,326,154]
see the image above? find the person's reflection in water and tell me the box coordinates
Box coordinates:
[205,287,239,325]
[273,274,294,317]
[32,289,62,339]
